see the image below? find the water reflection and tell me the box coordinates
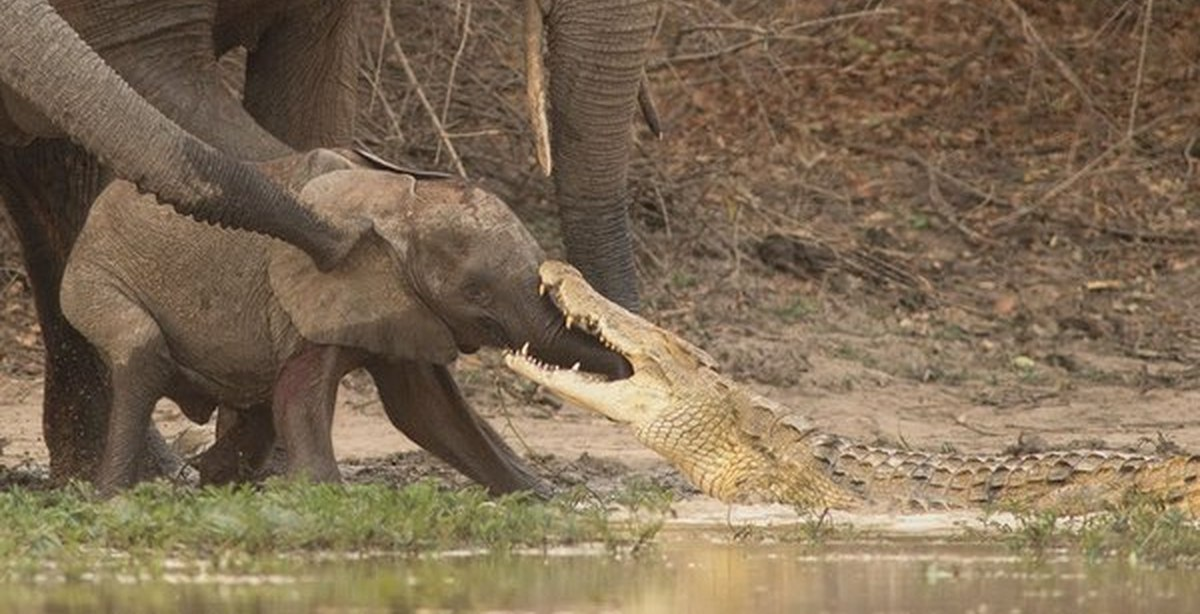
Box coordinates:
[4,539,1198,613]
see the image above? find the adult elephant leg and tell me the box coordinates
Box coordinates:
[545,0,659,312]
[239,0,360,150]
[0,141,108,481]
[0,141,181,483]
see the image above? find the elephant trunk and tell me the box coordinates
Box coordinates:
[527,293,632,380]
[545,0,658,312]
[0,0,354,270]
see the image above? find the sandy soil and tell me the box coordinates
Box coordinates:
[3,341,1198,533]
[4,352,1198,471]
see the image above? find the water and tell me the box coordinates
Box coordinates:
[3,538,1197,613]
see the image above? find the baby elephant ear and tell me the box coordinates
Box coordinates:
[294,168,418,224]
[257,148,360,194]
[267,171,459,364]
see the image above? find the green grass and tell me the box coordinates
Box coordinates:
[995,496,1200,568]
[0,479,670,581]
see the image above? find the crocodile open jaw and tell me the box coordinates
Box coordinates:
[504,260,714,426]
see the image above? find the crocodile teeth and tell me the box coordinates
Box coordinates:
[538,282,547,296]
[565,315,575,329]
[520,342,531,355]
[571,362,581,371]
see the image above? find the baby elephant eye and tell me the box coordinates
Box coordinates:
[462,281,493,306]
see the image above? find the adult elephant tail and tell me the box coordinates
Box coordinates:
[0,0,357,270]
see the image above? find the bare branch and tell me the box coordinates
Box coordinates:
[382,0,467,178]
[439,1,473,139]
[1128,0,1154,139]
[1002,0,1116,133]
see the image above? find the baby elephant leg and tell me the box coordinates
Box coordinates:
[272,344,358,482]
[95,317,173,496]
[196,404,276,485]
[62,268,174,495]
[139,424,185,482]
[366,358,549,497]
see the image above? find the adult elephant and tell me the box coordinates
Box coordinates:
[0,0,656,481]
[7,0,656,301]
[0,0,366,481]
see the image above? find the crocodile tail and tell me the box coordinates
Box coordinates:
[810,436,1200,514]
[1130,455,1200,515]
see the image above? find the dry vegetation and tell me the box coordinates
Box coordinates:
[355,0,1200,399]
[3,0,1199,418]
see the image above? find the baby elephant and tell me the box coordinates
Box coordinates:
[62,148,629,495]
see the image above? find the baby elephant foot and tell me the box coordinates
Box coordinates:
[196,405,276,486]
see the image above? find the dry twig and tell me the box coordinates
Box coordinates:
[676,8,898,38]
[382,0,468,177]
[1002,0,1116,133]
[439,1,473,161]
[988,107,1196,230]
[358,66,406,145]
[923,163,998,248]
[650,8,896,71]
[1127,0,1154,139]
[755,230,936,302]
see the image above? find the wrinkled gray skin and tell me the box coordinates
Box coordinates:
[0,0,657,482]
[0,0,353,254]
[61,148,631,495]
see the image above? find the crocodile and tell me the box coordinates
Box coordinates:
[506,261,1200,515]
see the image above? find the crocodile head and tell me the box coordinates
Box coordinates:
[505,261,855,507]
[504,260,719,426]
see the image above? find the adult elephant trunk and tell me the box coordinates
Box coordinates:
[544,0,658,312]
[0,0,354,270]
